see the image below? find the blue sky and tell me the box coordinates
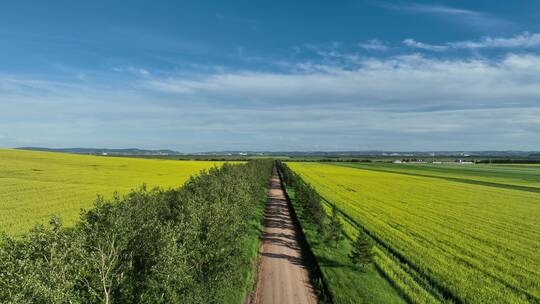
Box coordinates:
[1,0,540,152]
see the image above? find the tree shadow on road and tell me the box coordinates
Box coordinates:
[261,252,308,269]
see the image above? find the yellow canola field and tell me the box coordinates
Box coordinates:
[289,162,540,304]
[0,149,223,234]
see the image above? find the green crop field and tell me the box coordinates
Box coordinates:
[0,149,224,234]
[288,162,540,304]
[335,162,540,192]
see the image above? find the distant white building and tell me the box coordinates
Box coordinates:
[393,160,403,164]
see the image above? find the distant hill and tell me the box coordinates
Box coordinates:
[191,150,540,158]
[16,147,540,158]
[16,147,181,156]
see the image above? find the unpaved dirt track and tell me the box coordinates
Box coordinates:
[251,167,318,304]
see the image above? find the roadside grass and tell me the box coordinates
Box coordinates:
[286,187,405,304]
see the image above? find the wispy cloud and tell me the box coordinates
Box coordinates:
[113,66,151,76]
[377,2,511,30]
[358,39,389,51]
[144,53,540,109]
[450,32,540,49]
[398,3,482,16]
[404,32,540,51]
[402,38,447,51]
[3,52,540,151]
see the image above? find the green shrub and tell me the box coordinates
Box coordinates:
[0,160,273,304]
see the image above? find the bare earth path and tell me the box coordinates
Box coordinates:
[251,167,318,304]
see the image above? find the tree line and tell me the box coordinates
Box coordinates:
[276,161,372,269]
[0,160,273,304]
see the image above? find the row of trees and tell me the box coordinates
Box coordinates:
[277,162,326,232]
[277,161,345,246]
[276,161,372,269]
[0,160,273,304]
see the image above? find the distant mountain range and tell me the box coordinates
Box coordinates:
[16,147,540,158]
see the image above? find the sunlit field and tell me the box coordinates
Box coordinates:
[336,162,540,191]
[289,162,540,303]
[0,149,223,234]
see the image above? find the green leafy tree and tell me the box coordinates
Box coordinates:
[0,160,274,304]
[349,231,373,270]
[325,205,344,247]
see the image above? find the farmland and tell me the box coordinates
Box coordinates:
[3,148,540,303]
[0,158,272,303]
[288,162,540,303]
[335,162,540,192]
[0,149,223,234]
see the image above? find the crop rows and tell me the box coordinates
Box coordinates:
[289,162,540,304]
[336,162,540,191]
[0,149,223,234]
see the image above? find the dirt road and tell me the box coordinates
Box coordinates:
[251,167,318,304]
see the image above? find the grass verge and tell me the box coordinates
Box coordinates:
[285,186,405,304]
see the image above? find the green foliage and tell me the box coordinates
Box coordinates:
[325,205,344,247]
[277,161,325,232]
[279,161,404,304]
[284,188,405,304]
[0,160,273,304]
[290,162,540,304]
[349,232,373,270]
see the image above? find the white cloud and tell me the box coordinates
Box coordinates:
[450,32,540,49]
[2,53,540,151]
[145,53,540,110]
[404,32,540,51]
[111,66,151,76]
[358,39,388,51]
[378,2,511,30]
[402,39,447,51]
[402,4,481,17]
